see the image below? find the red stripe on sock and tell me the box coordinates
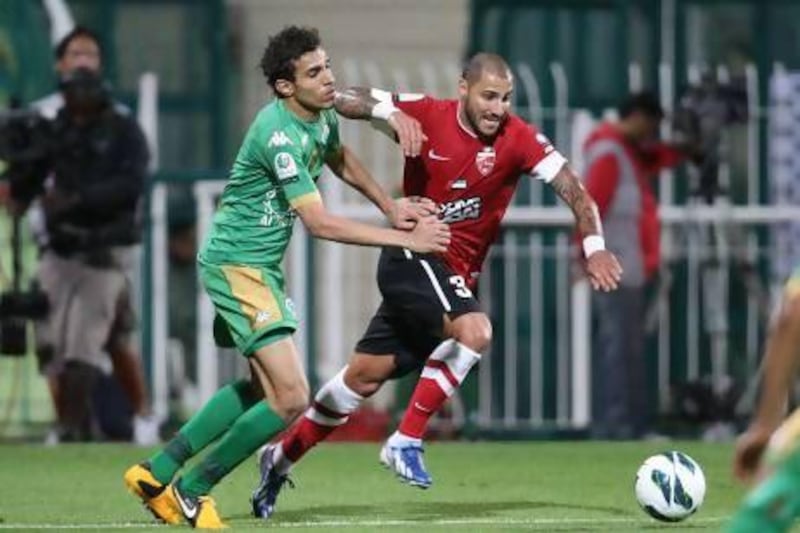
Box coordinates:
[425,359,459,389]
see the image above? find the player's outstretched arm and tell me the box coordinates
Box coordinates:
[734,292,800,482]
[325,146,435,230]
[294,197,449,253]
[334,87,426,157]
[549,165,622,292]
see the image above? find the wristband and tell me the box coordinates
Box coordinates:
[371,100,398,121]
[582,235,605,257]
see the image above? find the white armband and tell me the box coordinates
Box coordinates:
[371,100,398,121]
[582,235,605,257]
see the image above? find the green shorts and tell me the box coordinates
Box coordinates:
[199,260,298,356]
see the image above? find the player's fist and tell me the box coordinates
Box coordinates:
[407,215,449,253]
[389,196,439,229]
[584,250,623,292]
[388,110,427,157]
[733,425,773,483]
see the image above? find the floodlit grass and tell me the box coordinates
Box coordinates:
[0,441,746,532]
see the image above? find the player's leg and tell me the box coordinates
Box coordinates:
[728,410,800,532]
[377,250,484,488]
[252,299,406,518]
[393,311,489,443]
[170,334,306,529]
[124,262,295,526]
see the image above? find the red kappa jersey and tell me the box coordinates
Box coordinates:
[394,94,567,288]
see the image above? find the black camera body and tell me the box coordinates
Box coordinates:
[673,76,749,203]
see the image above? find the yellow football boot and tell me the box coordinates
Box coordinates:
[123,463,182,524]
[172,482,228,529]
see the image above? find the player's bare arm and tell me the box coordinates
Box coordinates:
[734,293,800,482]
[334,87,426,157]
[550,165,622,292]
[325,146,436,230]
[294,197,449,253]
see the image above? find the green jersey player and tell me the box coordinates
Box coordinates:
[123,26,449,529]
[727,266,800,532]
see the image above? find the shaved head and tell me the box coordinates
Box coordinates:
[462,53,512,85]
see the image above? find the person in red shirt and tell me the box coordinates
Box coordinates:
[583,92,685,440]
[251,53,623,519]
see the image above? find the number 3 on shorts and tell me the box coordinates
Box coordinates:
[449,275,473,298]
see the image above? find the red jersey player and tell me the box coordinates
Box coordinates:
[252,53,622,519]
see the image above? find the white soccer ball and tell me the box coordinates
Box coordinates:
[634,451,706,522]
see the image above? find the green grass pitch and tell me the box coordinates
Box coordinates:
[0,441,747,532]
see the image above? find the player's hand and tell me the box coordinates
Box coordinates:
[389,196,439,229]
[388,110,427,158]
[733,425,773,483]
[584,250,623,292]
[407,215,450,253]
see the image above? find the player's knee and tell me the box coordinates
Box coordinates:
[272,381,310,421]
[343,360,388,398]
[451,315,492,353]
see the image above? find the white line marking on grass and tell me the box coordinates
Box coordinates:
[0,516,729,529]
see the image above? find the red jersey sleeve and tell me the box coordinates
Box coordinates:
[584,152,620,217]
[392,93,436,123]
[518,123,568,182]
[641,142,684,176]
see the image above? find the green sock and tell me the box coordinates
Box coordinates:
[178,401,287,497]
[148,379,259,484]
[726,467,800,533]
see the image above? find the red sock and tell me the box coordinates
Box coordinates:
[282,401,345,462]
[398,360,458,438]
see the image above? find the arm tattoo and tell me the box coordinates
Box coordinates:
[334,87,379,119]
[550,167,602,237]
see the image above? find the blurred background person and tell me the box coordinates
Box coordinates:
[26,26,157,445]
[582,92,687,440]
[8,60,149,441]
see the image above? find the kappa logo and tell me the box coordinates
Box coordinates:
[255,310,272,324]
[440,197,482,223]
[268,130,293,148]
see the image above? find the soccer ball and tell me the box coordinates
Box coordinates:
[634,451,706,522]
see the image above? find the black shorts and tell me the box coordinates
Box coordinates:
[355,247,481,379]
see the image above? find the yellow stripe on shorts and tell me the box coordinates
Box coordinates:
[221,265,283,328]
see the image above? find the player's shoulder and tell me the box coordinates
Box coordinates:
[249,101,299,149]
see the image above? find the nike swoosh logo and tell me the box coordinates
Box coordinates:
[174,486,198,519]
[428,149,451,161]
[414,402,433,413]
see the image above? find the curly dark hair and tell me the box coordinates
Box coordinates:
[259,26,321,97]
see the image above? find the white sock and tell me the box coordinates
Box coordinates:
[271,442,293,476]
[388,430,422,448]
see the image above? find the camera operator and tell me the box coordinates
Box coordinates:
[9,49,150,442]
[20,27,158,444]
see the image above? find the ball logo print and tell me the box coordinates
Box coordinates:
[275,152,298,180]
[634,451,706,522]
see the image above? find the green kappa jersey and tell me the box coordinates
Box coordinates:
[200,99,342,266]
